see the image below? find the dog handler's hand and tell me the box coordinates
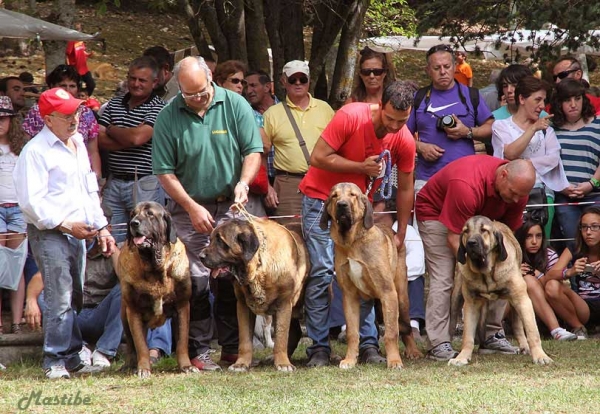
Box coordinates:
[60,221,98,240]
[189,203,215,234]
[99,228,116,257]
[265,184,279,209]
[24,297,42,331]
[362,155,383,178]
[234,181,250,204]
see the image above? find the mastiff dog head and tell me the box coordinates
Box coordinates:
[457,215,508,272]
[319,182,374,234]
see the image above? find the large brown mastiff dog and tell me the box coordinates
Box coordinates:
[450,215,553,366]
[199,218,308,372]
[117,201,198,378]
[320,182,423,369]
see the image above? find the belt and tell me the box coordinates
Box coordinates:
[274,169,306,178]
[0,202,18,208]
[111,173,150,181]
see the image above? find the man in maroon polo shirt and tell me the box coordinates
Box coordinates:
[415,155,535,361]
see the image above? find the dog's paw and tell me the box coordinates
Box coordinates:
[181,365,200,374]
[387,359,404,370]
[276,363,296,372]
[404,347,424,359]
[136,368,152,379]
[532,352,553,365]
[448,357,470,367]
[339,359,357,370]
[228,363,249,373]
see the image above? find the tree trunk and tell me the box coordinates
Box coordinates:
[308,0,353,94]
[264,0,285,98]
[178,0,214,59]
[329,0,369,109]
[280,0,304,63]
[42,0,76,73]
[196,0,230,61]
[216,0,247,62]
[244,0,270,72]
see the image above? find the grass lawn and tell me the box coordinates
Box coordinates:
[1,339,599,414]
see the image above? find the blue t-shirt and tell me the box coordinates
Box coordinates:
[407,83,493,180]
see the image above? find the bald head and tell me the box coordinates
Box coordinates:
[175,56,214,112]
[175,56,212,84]
[495,159,536,204]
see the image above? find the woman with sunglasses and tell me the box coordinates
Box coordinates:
[22,64,101,179]
[550,79,600,245]
[515,217,577,340]
[346,47,394,104]
[545,206,600,339]
[213,60,248,96]
[0,96,27,335]
[492,76,569,236]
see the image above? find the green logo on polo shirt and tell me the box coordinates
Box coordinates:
[212,129,228,134]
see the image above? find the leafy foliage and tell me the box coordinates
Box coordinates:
[364,0,417,37]
[413,0,600,64]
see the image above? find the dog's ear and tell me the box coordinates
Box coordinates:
[457,234,467,264]
[495,230,508,262]
[164,210,177,244]
[237,228,260,263]
[361,194,374,229]
[319,199,331,230]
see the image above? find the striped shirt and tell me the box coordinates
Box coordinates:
[99,93,165,176]
[555,117,600,184]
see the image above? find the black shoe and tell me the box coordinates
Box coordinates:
[306,350,330,368]
[359,347,386,364]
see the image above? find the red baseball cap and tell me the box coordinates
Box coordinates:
[38,88,83,118]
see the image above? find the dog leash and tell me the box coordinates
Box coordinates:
[365,150,393,200]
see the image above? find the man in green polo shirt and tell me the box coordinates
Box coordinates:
[153,56,263,372]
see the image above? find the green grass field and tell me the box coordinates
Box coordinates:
[2,339,599,414]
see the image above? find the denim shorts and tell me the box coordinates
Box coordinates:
[0,205,26,233]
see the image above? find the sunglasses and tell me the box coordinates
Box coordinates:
[553,68,580,81]
[360,68,387,76]
[426,44,454,58]
[228,77,247,86]
[287,76,309,85]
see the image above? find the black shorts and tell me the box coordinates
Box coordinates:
[584,299,600,326]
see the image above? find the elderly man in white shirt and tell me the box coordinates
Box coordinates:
[13,88,116,380]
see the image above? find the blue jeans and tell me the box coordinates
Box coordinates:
[408,276,426,322]
[102,175,165,243]
[301,195,379,356]
[28,224,85,371]
[77,284,123,357]
[0,205,26,233]
[147,321,172,356]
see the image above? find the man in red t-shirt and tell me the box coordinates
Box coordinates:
[415,155,535,361]
[298,81,416,367]
[66,23,96,96]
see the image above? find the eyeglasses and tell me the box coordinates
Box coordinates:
[360,68,387,76]
[50,108,82,122]
[553,68,580,81]
[426,44,454,58]
[579,224,600,232]
[181,87,211,101]
[228,77,247,86]
[287,76,309,85]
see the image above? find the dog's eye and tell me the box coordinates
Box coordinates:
[147,210,154,216]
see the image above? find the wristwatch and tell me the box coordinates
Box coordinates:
[237,181,249,193]
[466,127,474,140]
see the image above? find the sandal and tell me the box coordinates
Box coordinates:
[10,323,22,334]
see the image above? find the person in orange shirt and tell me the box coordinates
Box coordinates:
[454,51,473,87]
[66,23,95,95]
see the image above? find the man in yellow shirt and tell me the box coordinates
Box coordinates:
[261,60,335,218]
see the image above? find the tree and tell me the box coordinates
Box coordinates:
[413,0,600,65]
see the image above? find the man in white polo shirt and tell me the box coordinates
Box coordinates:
[14,88,116,379]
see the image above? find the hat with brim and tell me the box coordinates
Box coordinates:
[0,96,15,117]
[282,60,310,78]
[38,88,83,118]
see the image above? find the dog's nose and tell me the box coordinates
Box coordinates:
[467,239,478,246]
[131,219,140,228]
[336,200,349,208]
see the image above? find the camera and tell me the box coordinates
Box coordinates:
[436,115,456,130]
[581,264,595,278]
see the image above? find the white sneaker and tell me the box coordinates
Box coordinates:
[91,350,111,368]
[45,365,70,379]
[551,327,577,341]
[79,345,92,365]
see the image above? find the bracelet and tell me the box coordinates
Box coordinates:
[590,177,600,189]
[562,268,569,280]
[237,181,249,193]
[536,272,544,280]
[98,225,109,233]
